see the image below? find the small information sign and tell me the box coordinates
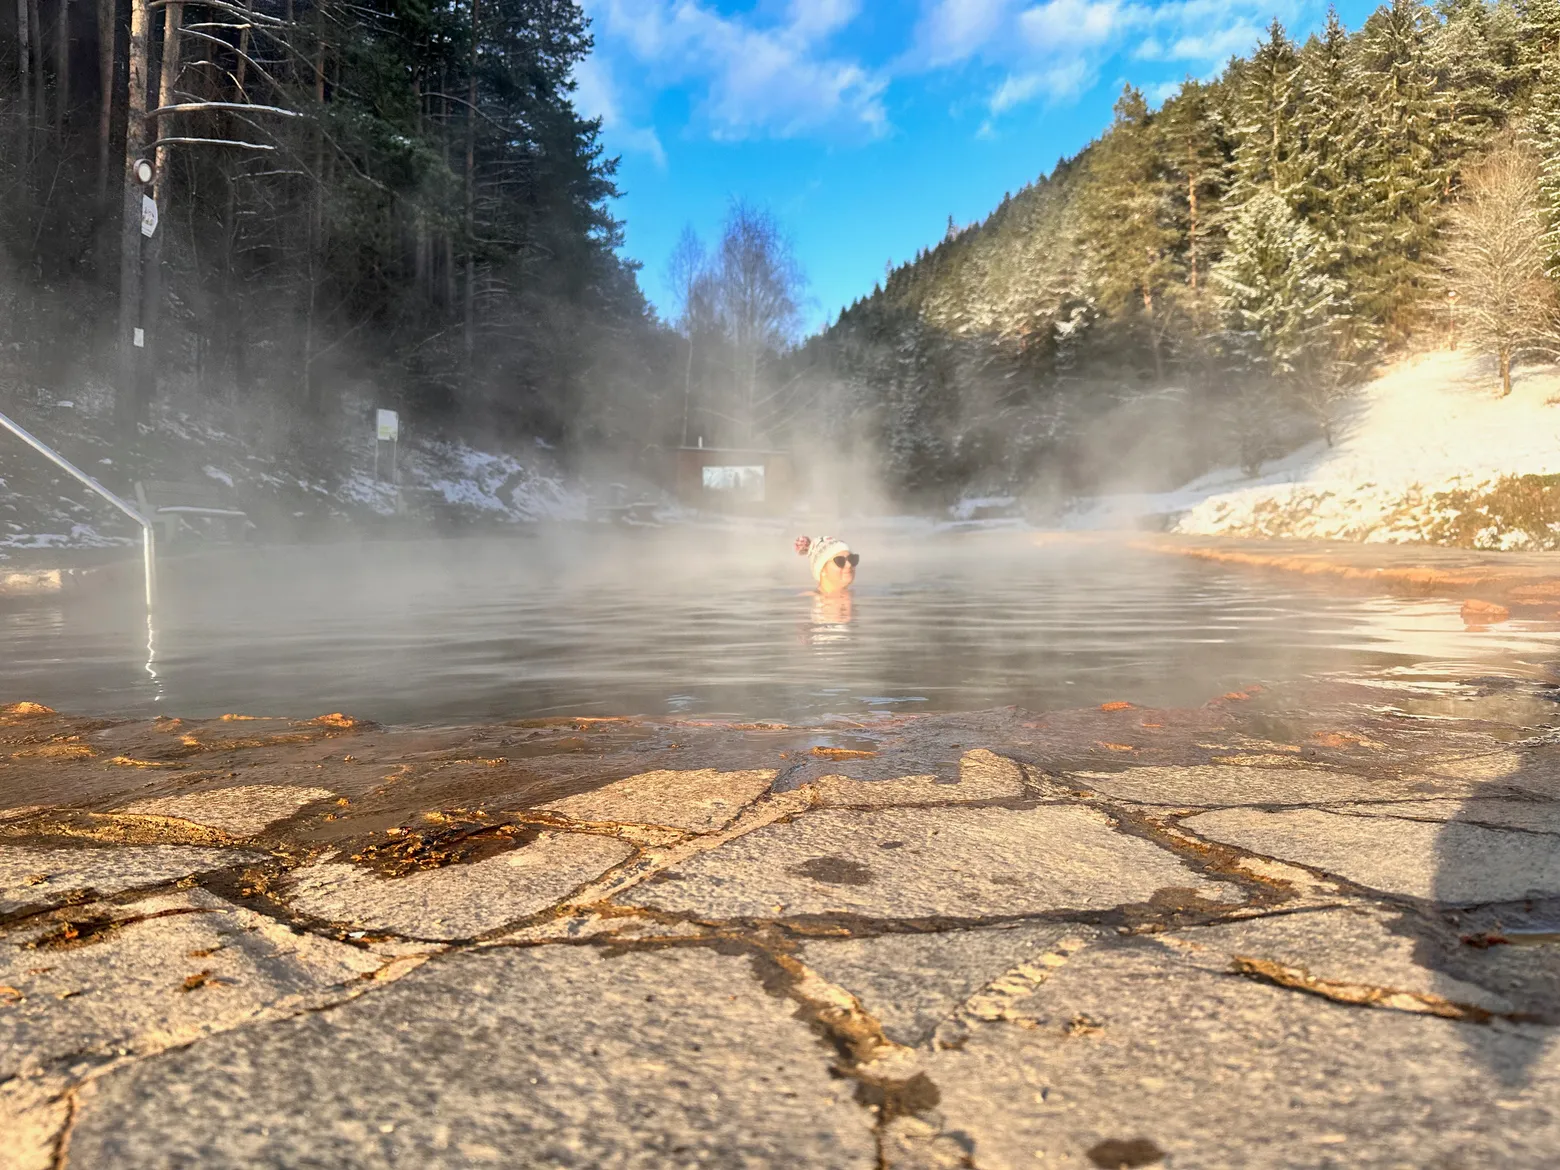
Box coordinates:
[140,195,158,238]
[376,409,399,441]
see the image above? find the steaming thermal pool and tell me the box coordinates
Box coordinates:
[6,528,1560,723]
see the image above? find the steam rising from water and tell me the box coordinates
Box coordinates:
[5,528,1559,724]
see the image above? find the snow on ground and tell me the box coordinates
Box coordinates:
[1064,351,1560,544]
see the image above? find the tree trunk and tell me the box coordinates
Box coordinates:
[1141,286,1164,381]
[115,0,150,432]
[463,0,477,376]
[16,0,31,135]
[302,18,326,413]
[55,0,71,140]
[680,333,694,447]
[96,0,112,201]
[27,0,44,124]
[1500,347,1512,397]
[136,0,180,415]
[1187,176,1199,299]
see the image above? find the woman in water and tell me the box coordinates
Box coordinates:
[794,535,858,595]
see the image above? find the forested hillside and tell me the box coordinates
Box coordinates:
[0,0,666,454]
[799,0,1560,506]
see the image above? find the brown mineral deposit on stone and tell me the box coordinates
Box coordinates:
[1,702,56,719]
[10,743,96,760]
[1099,701,1134,712]
[810,747,878,760]
[1087,1137,1165,1168]
[108,756,186,769]
[1096,742,1136,753]
[1460,598,1510,626]
[220,714,264,721]
[1232,955,1492,1021]
[311,713,366,730]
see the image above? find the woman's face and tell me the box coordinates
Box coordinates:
[818,551,856,594]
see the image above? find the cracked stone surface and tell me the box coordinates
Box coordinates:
[1157,906,1517,1015]
[1,889,383,1082]
[537,768,777,831]
[115,786,338,836]
[1184,806,1560,902]
[622,803,1241,920]
[1,689,1557,1167]
[0,845,261,915]
[810,748,1026,807]
[918,940,1560,1169]
[64,946,880,1169]
[280,831,634,939]
[800,923,1088,1045]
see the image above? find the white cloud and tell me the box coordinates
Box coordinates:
[913,0,1017,66]
[1019,0,1145,50]
[1168,21,1263,61]
[571,54,667,169]
[989,59,1093,111]
[584,0,886,141]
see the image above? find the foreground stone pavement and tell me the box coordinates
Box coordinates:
[2,679,1559,1169]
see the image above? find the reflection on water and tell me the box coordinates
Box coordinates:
[5,529,1560,724]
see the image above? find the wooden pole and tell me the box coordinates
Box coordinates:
[115,0,150,432]
[136,0,181,414]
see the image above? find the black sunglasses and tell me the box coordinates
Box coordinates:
[832,553,860,568]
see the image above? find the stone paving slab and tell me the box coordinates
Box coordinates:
[1329,797,1560,834]
[623,803,1242,921]
[1071,764,1429,806]
[1183,806,1560,903]
[917,939,1560,1170]
[115,785,338,836]
[0,844,261,916]
[537,768,776,831]
[280,831,634,939]
[64,945,880,1169]
[810,749,1026,808]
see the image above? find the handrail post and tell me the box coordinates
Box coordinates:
[0,410,158,609]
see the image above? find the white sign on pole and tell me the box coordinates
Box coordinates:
[376,409,399,442]
[140,195,158,238]
[132,328,145,348]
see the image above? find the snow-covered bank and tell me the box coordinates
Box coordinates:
[1065,351,1560,547]
[0,383,594,555]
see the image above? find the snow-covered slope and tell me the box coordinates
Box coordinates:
[1065,351,1560,545]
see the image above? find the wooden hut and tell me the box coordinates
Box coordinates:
[673,446,794,515]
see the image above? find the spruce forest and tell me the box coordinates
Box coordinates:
[1,0,1559,505]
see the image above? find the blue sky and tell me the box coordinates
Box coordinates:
[575,0,1380,334]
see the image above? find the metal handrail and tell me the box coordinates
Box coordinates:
[0,410,157,609]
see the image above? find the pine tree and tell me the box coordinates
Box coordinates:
[1230,20,1305,205]
[1527,78,1560,278]
[1213,190,1349,456]
[1293,9,1362,258]
[1078,86,1179,380]
[1431,0,1520,157]
[1349,0,1456,338]
[1160,79,1232,317]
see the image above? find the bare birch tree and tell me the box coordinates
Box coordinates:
[1439,143,1560,397]
[711,199,803,442]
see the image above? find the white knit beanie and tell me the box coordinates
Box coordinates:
[801,535,851,586]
